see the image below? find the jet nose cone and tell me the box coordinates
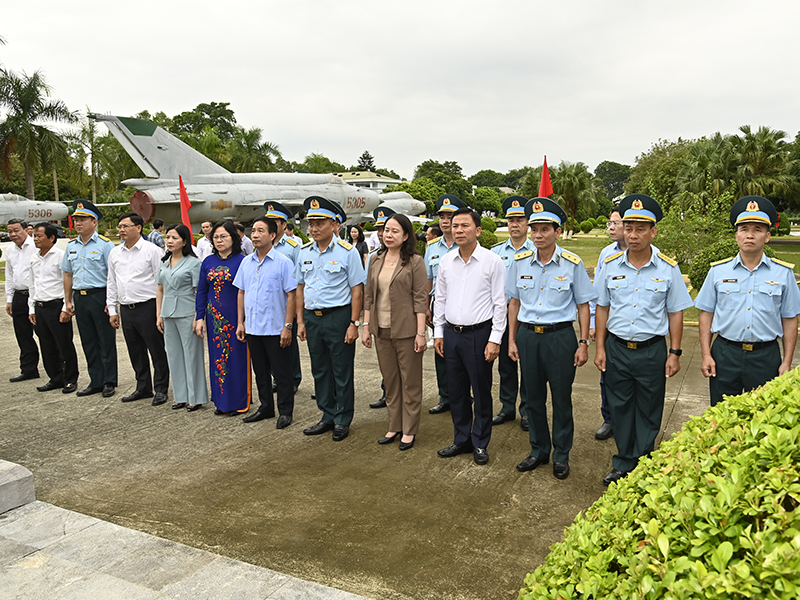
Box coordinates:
[411,200,426,215]
[52,204,69,220]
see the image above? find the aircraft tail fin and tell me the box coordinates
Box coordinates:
[89,114,230,181]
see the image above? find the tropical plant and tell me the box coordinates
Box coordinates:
[227,126,281,173]
[550,161,604,238]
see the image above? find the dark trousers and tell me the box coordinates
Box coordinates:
[604,336,667,472]
[34,299,79,385]
[120,299,169,395]
[11,291,39,375]
[444,322,494,450]
[517,325,577,463]
[74,290,117,387]
[498,324,527,418]
[305,306,356,426]
[599,372,611,424]
[271,318,302,388]
[249,334,294,417]
[431,296,449,405]
[709,337,780,406]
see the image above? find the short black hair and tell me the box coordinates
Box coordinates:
[234,222,245,233]
[253,217,278,237]
[152,219,164,229]
[7,218,25,228]
[34,222,58,241]
[452,207,481,227]
[119,212,144,228]
[285,222,295,232]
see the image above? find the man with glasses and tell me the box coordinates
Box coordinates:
[589,208,627,440]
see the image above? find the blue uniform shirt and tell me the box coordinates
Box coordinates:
[595,247,693,341]
[295,238,366,309]
[273,234,300,266]
[424,236,456,296]
[694,253,800,342]
[590,241,623,328]
[506,245,598,324]
[492,238,534,303]
[233,249,297,336]
[60,232,115,290]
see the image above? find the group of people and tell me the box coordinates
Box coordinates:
[5,190,798,486]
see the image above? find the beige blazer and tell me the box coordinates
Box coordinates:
[364,252,428,339]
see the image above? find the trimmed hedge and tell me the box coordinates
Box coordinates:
[580,220,594,234]
[519,366,800,599]
[687,238,777,290]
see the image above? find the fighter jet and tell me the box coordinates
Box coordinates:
[89,114,425,226]
[0,193,69,225]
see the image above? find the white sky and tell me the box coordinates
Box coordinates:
[3,0,799,180]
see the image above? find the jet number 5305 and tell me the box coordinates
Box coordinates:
[346,197,366,210]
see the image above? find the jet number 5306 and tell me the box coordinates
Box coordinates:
[346,197,366,210]
[28,208,53,218]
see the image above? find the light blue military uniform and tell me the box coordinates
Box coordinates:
[295,239,366,309]
[424,235,457,296]
[274,234,300,266]
[62,231,115,290]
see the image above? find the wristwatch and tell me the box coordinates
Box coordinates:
[284,322,293,330]
[350,319,360,327]
[669,348,682,356]
[579,339,590,346]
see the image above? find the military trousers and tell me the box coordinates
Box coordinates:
[74,289,117,388]
[709,337,780,406]
[498,323,528,418]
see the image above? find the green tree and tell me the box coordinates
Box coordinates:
[300,152,345,174]
[375,167,401,179]
[594,160,631,199]
[518,166,545,199]
[414,159,463,180]
[472,186,503,214]
[383,177,445,213]
[550,161,604,238]
[504,166,536,190]
[626,138,696,206]
[227,126,281,173]
[180,125,229,168]
[0,67,77,199]
[469,169,505,188]
[356,150,376,171]
[731,124,798,200]
[172,102,237,141]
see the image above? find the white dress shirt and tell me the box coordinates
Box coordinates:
[28,246,67,314]
[433,244,507,344]
[106,236,163,316]
[196,236,214,262]
[5,235,36,302]
[240,235,254,255]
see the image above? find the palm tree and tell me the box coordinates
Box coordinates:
[227,126,281,173]
[0,68,77,199]
[550,161,603,238]
[731,125,798,199]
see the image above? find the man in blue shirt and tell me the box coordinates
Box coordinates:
[507,198,597,480]
[594,194,693,486]
[295,196,366,441]
[61,200,117,397]
[491,195,534,430]
[146,219,165,249]
[695,195,800,406]
[234,217,297,428]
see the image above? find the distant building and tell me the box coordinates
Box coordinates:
[332,171,403,191]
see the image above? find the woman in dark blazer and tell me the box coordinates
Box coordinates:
[361,214,428,450]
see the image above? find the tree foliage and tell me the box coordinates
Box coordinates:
[414,159,463,181]
[356,150,376,171]
[171,102,237,142]
[594,160,631,199]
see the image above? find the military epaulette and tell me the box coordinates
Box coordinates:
[561,250,580,265]
[710,257,734,267]
[604,251,624,263]
[514,250,533,261]
[771,257,795,269]
[427,236,441,245]
[98,235,111,242]
[658,253,678,267]
[492,240,505,248]
[337,239,353,251]
[302,240,314,248]
[284,237,299,247]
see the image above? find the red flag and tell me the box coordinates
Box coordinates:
[539,156,554,198]
[178,176,193,235]
[68,214,73,231]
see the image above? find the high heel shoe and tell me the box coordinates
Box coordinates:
[378,432,400,445]
[399,436,415,451]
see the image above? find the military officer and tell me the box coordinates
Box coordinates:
[424,193,466,414]
[295,196,366,441]
[695,196,800,406]
[507,198,596,479]
[61,200,118,397]
[594,194,693,486]
[490,195,534,430]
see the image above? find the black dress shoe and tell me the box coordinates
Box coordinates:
[152,392,168,406]
[520,415,529,431]
[186,404,202,412]
[369,396,387,409]
[121,390,153,403]
[272,382,278,393]
[303,421,334,436]
[595,423,614,440]
[243,410,274,423]
[378,432,400,445]
[332,424,349,441]
[516,455,549,472]
[62,383,78,394]
[603,469,628,486]
[553,462,570,479]
[36,381,63,392]
[429,402,450,414]
[276,415,292,429]
[9,372,39,383]
[311,393,316,400]
[473,448,489,465]
[172,403,187,410]
[437,443,473,458]
[76,386,103,397]
[102,384,116,398]
[491,412,514,425]
[399,437,415,451]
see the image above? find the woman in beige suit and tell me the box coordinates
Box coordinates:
[362,214,428,450]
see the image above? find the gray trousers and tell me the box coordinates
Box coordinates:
[164,316,208,406]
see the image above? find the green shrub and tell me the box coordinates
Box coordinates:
[596,215,608,227]
[481,217,497,233]
[519,366,800,600]
[587,218,597,228]
[776,213,791,236]
[564,217,578,233]
[580,220,593,234]
[478,230,497,248]
[363,221,376,232]
[687,238,777,290]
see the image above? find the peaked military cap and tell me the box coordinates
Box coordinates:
[525,197,567,225]
[618,193,663,223]
[263,201,292,221]
[373,205,397,227]
[502,195,528,218]
[71,199,102,220]
[435,194,465,213]
[730,195,778,228]
[304,196,345,221]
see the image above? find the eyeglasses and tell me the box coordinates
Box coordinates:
[213,234,231,241]
[117,224,137,230]
[606,221,622,229]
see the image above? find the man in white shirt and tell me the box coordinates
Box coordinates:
[433,208,507,465]
[235,222,254,255]
[196,221,214,261]
[5,218,40,381]
[29,222,79,393]
[107,212,170,405]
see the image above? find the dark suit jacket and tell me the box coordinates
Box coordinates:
[364,252,428,339]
